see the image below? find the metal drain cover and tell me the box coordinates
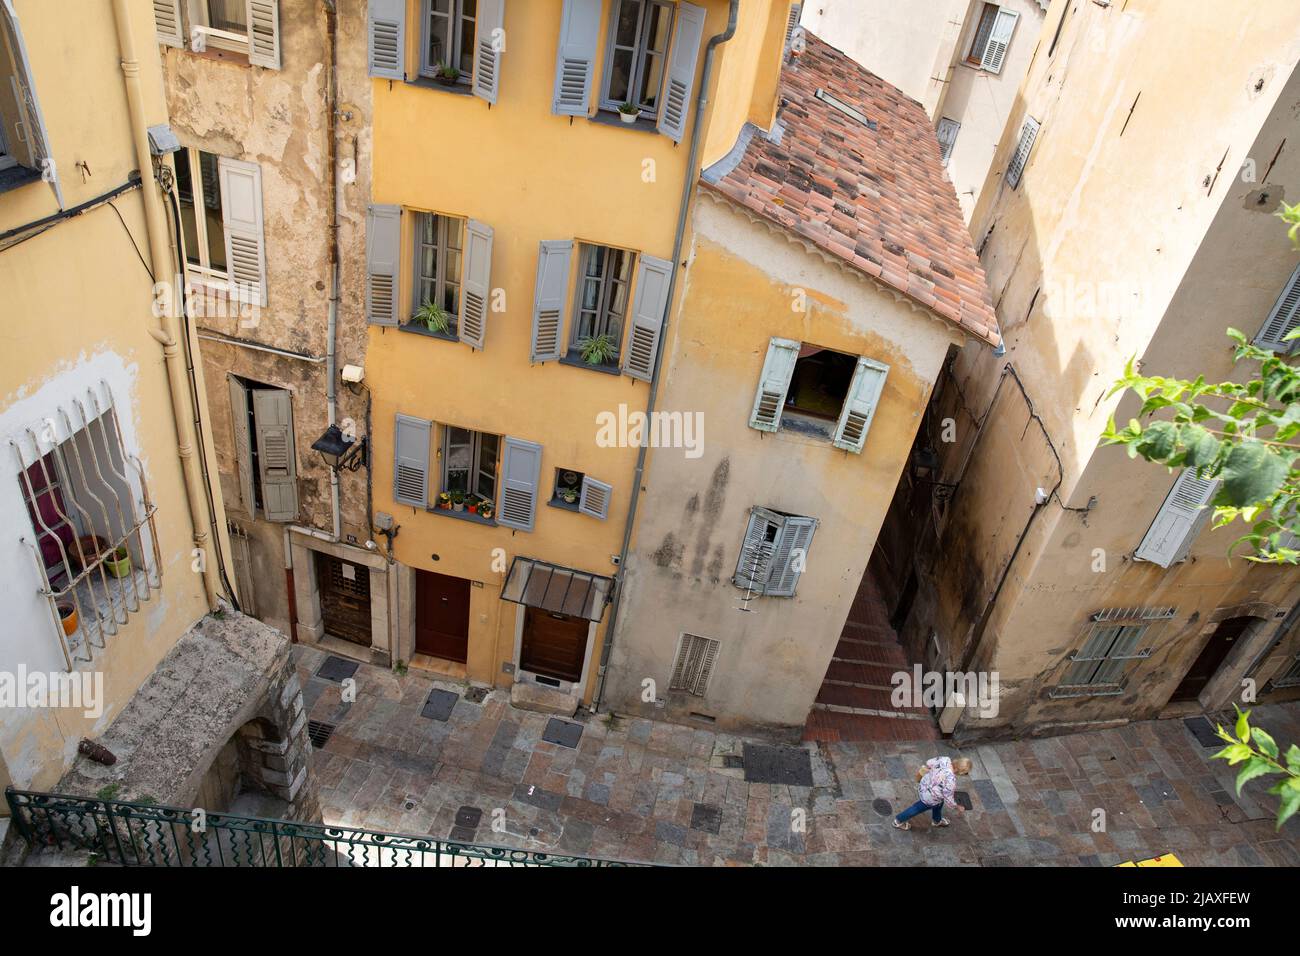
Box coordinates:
[316,656,359,683]
[543,718,583,748]
[307,720,336,748]
[871,798,893,816]
[741,743,813,786]
[464,686,489,704]
[421,688,459,721]
[690,803,723,834]
[1183,716,1222,748]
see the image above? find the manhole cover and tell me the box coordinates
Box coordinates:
[871,798,893,816]
[1183,716,1222,748]
[316,656,359,683]
[464,686,489,704]
[954,790,973,811]
[722,754,744,769]
[543,718,583,749]
[741,743,813,786]
[690,802,723,834]
[307,720,336,748]
[421,688,459,721]
[455,805,483,829]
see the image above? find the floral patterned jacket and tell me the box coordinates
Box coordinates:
[918,756,958,808]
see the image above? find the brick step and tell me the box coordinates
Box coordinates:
[815,682,929,715]
[823,657,900,687]
[832,639,909,667]
[803,708,941,743]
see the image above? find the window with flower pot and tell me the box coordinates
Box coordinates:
[568,243,634,369]
[550,467,613,520]
[437,425,500,520]
[420,0,477,84]
[407,212,465,338]
[600,0,674,116]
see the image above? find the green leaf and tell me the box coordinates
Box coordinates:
[1236,708,1251,743]
[1276,784,1300,830]
[1221,442,1291,507]
[1213,742,1253,765]
[1235,756,1277,795]
[1179,424,1221,469]
[1135,420,1178,461]
[1251,726,1279,759]
[1285,744,1300,771]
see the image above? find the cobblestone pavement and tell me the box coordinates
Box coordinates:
[295,645,1300,866]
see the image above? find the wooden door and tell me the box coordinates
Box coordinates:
[415,570,470,662]
[520,607,588,683]
[317,554,371,645]
[1171,617,1252,703]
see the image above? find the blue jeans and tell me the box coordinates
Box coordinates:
[895,799,943,824]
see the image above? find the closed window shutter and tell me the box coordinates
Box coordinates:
[245,0,281,69]
[368,0,406,79]
[749,337,800,432]
[734,507,782,590]
[531,240,573,362]
[393,415,431,507]
[227,377,255,514]
[622,254,673,381]
[553,0,601,116]
[936,117,960,165]
[657,2,706,143]
[578,475,612,520]
[783,2,802,52]
[499,436,543,531]
[0,0,61,208]
[473,0,505,104]
[366,204,401,326]
[670,633,719,696]
[217,157,267,307]
[833,356,889,453]
[767,516,816,597]
[980,8,1018,73]
[1135,470,1219,567]
[153,0,184,47]
[459,219,494,349]
[251,389,297,522]
[1006,116,1039,190]
[1254,263,1300,352]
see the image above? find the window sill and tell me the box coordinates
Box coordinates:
[399,321,460,343]
[428,504,497,527]
[547,497,581,513]
[407,76,475,97]
[589,110,660,135]
[559,352,621,376]
[0,163,43,197]
[1046,684,1125,699]
[779,409,837,442]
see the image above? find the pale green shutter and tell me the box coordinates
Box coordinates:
[766,516,816,597]
[734,507,782,591]
[459,219,493,349]
[749,338,800,432]
[832,356,889,453]
[531,240,573,362]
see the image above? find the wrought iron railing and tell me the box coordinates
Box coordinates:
[5,789,638,867]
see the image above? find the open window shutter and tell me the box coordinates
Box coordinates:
[499,437,542,531]
[459,219,493,349]
[833,357,889,453]
[153,0,184,47]
[784,2,802,52]
[766,516,816,597]
[658,2,706,143]
[246,0,281,69]
[749,337,800,432]
[1254,264,1300,352]
[393,414,431,507]
[368,0,406,79]
[980,8,1018,73]
[251,389,297,522]
[1006,116,1039,189]
[217,157,267,307]
[1135,470,1219,567]
[552,0,601,116]
[227,377,256,514]
[531,240,572,362]
[366,204,401,326]
[473,0,505,104]
[578,475,612,520]
[734,507,781,591]
[622,254,672,381]
[0,0,61,208]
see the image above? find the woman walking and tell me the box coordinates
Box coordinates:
[893,755,972,830]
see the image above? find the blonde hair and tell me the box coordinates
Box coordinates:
[952,757,973,775]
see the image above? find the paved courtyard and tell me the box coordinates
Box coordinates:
[296,645,1300,866]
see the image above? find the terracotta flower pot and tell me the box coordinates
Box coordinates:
[58,603,78,637]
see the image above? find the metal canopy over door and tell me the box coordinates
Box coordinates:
[316,553,371,646]
[1170,616,1254,703]
[415,570,470,662]
[520,607,588,684]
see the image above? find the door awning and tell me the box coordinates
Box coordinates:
[500,557,613,623]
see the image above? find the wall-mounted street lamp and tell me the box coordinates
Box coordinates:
[311,424,368,472]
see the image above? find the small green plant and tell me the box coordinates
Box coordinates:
[437,61,460,82]
[618,101,639,115]
[560,485,579,503]
[96,783,120,801]
[414,300,452,335]
[87,851,101,867]
[137,795,157,806]
[578,333,618,366]
[394,659,409,676]
[1213,706,1300,829]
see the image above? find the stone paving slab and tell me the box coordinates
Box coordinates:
[293,645,1300,866]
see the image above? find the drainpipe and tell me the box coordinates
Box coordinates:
[323,0,342,543]
[592,0,740,712]
[283,526,298,642]
[111,0,219,610]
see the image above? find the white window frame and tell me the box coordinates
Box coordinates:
[599,0,675,114]
[439,424,500,508]
[176,147,227,287]
[570,243,634,362]
[410,212,466,332]
[419,0,477,82]
[191,0,251,55]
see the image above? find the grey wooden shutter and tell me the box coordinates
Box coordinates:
[980,8,1018,73]
[936,117,960,165]
[622,254,673,381]
[1135,470,1219,567]
[0,0,61,208]
[368,0,406,79]
[227,377,256,514]
[783,2,802,52]
[734,507,782,591]
[251,388,297,522]
[393,414,431,507]
[552,0,601,116]
[499,436,543,531]
[246,0,281,69]
[1006,116,1039,190]
[578,475,612,520]
[153,0,184,47]
[366,204,401,326]
[1254,264,1300,352]
[833,356,889,454]
[217,157,267,307]
[474,0,505,104]
[749,337,800,432]
[531,240,572,362]
[670,633,719,696]
[766,516,816,597]
[459,219,493,349]
[657,2,706,143]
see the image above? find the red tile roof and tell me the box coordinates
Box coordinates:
[701,32,1000,347]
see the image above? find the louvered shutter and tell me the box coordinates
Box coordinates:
[393,414,431,507]
[531,240,573,362]
[217,157,267,307]
[1135,470,1219,567]
[552,0,601,116]
[0,0,61,208]
[245,0,281,69]
[153,0,184,47]
[1091,625,1145,685]
[368,0,406,79]
[251,389,297,522]
[578,475,612,520]
[227,377,256,514]
[936,117,960,166]
[1006,116,1039,189]
[459,219,493,349]
[833,356,889,453]
[499,437,543,531]
[622,254,672,381]
[980,8,1018,73]
[734,507,782,590]
[670,634,718,696]
[749,337,800,432]
[366,204,401,326]
[657,2,706,143]
[766,516,816,597]
[473,0,505,104]
[783,2,802,52]
[1254,264,1300,352]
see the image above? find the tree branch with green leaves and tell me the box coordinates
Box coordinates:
[1214,707,1300,829]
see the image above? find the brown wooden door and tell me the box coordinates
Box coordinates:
[1171,616,1253,702]
[317,554,371,645]
[520,607,588,683]
[415,570,470,662]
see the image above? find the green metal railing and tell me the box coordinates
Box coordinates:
[5,788,637,867]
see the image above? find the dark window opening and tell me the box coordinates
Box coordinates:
[785,347,857,421]
[551,468,585,510]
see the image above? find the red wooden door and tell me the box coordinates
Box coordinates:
[416,570,470,662]
[520,607,588,683]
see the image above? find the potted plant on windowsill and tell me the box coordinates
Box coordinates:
[437,492,452,510]
[559,486,579,506]
[58,602,78,637]
[578,333,618,367]
[478,502,494,521]
[618,101,641,124]
[413,300,452,336]
[451,491,466,512]
[435,62,460,86]
[105,545,132,579]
